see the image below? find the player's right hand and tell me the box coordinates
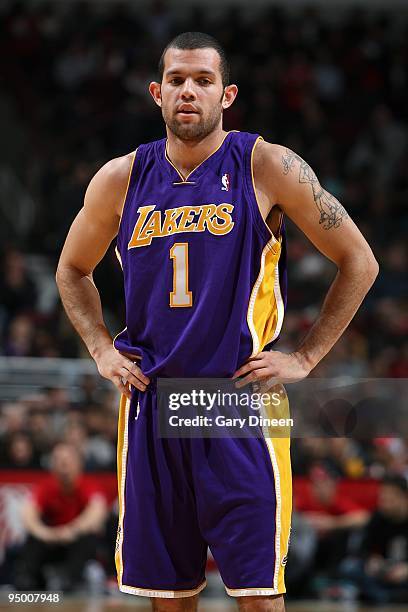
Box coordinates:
[94,346,150,398]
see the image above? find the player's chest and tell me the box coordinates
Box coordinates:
[125,173,248,249]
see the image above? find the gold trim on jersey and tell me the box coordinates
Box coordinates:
[259,388,292,595]
[113,150,135,351]
[172,181,197,185]
[115,395,130,588]
[165,130,238,182]
[247,136,285,356]
[112,248,127,350]
[119,149,137,221]
[251,136,284,242]
[247,240,282,356]
[224,389,291,597]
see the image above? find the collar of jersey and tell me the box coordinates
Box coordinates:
[160,130,237,185]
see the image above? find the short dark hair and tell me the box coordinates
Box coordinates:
[158,32,230,88]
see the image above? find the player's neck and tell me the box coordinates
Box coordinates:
[166,127,228,179]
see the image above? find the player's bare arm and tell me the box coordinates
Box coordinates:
[56,153,150,398]
[234,140,379,386]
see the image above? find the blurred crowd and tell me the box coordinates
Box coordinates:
[0,382,407,602]
[0,379,118,471]
[0,0,407,602]
[0,379,406,600]
[289,469,408,603]
[1,383,407,478]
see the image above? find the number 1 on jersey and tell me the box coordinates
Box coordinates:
[170,243,193,307]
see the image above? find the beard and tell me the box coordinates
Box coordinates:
[162,103,223,141]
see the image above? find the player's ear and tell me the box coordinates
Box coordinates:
[222,84,238,109]
[149,82,162,107]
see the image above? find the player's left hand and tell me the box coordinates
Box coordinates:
[233,350,311,388]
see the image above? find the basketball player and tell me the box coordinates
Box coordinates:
[56,33,378,612]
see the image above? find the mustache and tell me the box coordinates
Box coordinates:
[175,108,201,115]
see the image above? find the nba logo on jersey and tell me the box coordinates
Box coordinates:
[221,172,230,191]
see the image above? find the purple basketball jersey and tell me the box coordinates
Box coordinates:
[114,131,286,377]
[113,132,292,598]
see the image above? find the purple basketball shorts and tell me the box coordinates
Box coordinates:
[115,388,292,599]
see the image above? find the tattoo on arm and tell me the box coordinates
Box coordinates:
[282,148,348,230]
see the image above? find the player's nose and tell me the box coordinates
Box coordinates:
[180,78,197,100]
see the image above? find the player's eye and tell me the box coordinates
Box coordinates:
[169,77,183,85]
[198,79,211,85]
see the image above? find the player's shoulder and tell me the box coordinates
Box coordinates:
[252,140,289,198]
[86,150,136,217]
[94,150,136,190]
[253,140,287,172]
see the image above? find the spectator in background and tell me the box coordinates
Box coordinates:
[341,475,408,604]
[28,407,55,459]
[325,438,366,479]
[296,465,369,579]
[369,438,408,480]
[0,402,27,439]
[285,511,317,598]
[3,314,35,356]
[15,442,107,591]
[0,432,40,470]
[78,374,105,405]
[0,249,37,328]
